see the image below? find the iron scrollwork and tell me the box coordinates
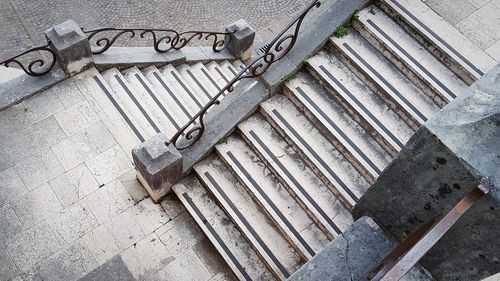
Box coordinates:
[0,42,56,77]
[82,28,232,54]
[166,0,321,150]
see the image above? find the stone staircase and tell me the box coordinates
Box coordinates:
[70,60,245,153]
[61,1,495,280]
[168,1,495,280]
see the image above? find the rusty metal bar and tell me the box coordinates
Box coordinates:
[362,178,494,281]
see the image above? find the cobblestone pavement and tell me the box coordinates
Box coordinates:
[0,0,308,60]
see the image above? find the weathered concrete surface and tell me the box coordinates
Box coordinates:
[132,133,183,202]
[259,0,370,94]
[45,20,93,75]
[0,66,66,111]
[180,79,268,174]
[288,216,432,281]
[225,19,255,61]
[93,47,185,71]
[353,64,500,280]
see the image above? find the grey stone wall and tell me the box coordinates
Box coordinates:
[352,64,500,280]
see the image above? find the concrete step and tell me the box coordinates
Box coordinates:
[141,65,194,125]
[192,62,225,94]
[307,51,413,156]
[73,68,142,153]
[101,68,158,140]
[216,136,329,260]
[260,94,370,208]
[206,61,233,86]
[160,64,205,113]
[177,64,214,104]
[330,31,440,128]
[121,66,179,139]
[378,0,497,85]
[232,60,247,72]
[194,155,304,280]
[173,176,276,281]
[221,60,241,77]
[238,114,354,238]
[353,6,467,105]
[284,72,392,183]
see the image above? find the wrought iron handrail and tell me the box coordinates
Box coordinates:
[361,177,494,281]
[0,42,56,77]
[82,27,233,54]
[166,0,321,150]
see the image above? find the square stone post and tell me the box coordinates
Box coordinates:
[225,19,255,61]
[44,20,93,75]
[132,133,183,203]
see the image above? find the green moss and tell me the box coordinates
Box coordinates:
[333,26,348,38]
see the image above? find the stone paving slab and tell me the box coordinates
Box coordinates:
[0,70,235,280]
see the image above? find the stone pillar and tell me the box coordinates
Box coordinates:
[225,19,255,61]
[352,64,500,280]
[44,20,93,75]
[132,133,183,203]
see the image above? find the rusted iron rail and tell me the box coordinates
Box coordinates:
[362,177,494,281]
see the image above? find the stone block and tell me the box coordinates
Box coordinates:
[288,216,431,281]
[132,133,183,203]
[352,64,500,280]
[225,19,255,61]
[44,20,93,75]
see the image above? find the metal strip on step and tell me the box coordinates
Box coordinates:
[248,130,343,235]
[201,67,222,91]
[171,71,203,109]
[115,74,161,133]
[226,151,316,257]
[227,64,238,76]
[215,66,231,83]
[387,0,483,76]
[318,65,404,150]
[204,171,290,278]
[341,42,428,122]
[295,86,382,175]
[271,109,359,204]
[182,192,252,281]
[93,76,145,142]
[135,73,181,131]
[366,19,457,100]
[186,69,213,100]
[153,71,193,119]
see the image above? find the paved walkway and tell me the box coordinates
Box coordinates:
[0,71,237,281]
[0,0,307,60]
[424,0,500,62]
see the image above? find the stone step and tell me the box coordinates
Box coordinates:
[159,64,205,113]
[378,0,497,85]
[216,136,329,260]
[172,176,276,281]
[238,114,354,238]
[330,31,440,129]
[232,60,247,72]
[73,68,141,153]
[141,65,194,125]
[222,60,241,77]
[194,155,304,280]
[353,5,467,105]
[101,68,158,140]
[260,94,370,208]
[207,61,233,85]
[283,72,392,183]
[121,66,179,139]
[192,62,225,94]
[307,51,413,156]
[177,64,214,104]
